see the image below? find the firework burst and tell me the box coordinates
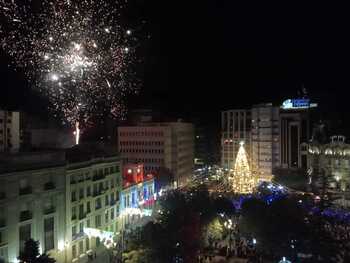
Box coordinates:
[1,0,139,131]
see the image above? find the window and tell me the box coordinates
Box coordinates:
[95,198,101,210]
[110,179,114,188]
[86,238,90,251]
[19,179,31,195]
[110,193,114,204]
[87,219,91,228]
[70,175,76,184]
[0,246,8,263]
[0,209,6,228]
[93,184,98,196]
[19,224,31,253]
[87,201,91,214]
[95,215,101,228]
[44,217,54,252]
[86,186,91,197]
[79,204,84,219]
[79,188,84,199]
[72,245,77,259]
[0,230,5,244]
[79,241,83,254]
[72,225,77,238]
[105,211,109,224]
[79,222,84,233]
[71,191,77,202]
[72,207,77,220]
[105,195,109,206]
[111,209,114,220]
[131,193,135,206]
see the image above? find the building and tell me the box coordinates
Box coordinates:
[0,152,66,263]
[251,104,280,181]
[64,146,122,263]
[0,144,123,263]
[0,110,20,153]
[119,164,155,230]
[221,109,251,170]
[280,98,317,169]
[308,135,350,206]
[118,121,194,187]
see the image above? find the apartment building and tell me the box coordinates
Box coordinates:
[64,151,122,263]
[118,122,194,187]
[0,146,123,263]
[0,152,66,263]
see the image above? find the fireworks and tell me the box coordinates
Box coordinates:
[0,0,139,129]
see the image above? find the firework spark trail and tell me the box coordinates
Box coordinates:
[0,0,139,130]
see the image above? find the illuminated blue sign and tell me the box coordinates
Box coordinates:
[281,99,317,110]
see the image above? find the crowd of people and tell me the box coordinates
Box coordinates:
[322,221,350,262]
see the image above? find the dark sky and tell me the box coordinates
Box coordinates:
[1,1,350,129]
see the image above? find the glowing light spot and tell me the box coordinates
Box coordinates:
[51,74,59,81]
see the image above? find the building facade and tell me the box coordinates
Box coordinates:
[0,152,66,263]
[0,110,20,153]
[221,110,252,170]
[0,148,123,263]
[118,122,194,187]
[119,164,155,230]
[64,155,122,263]
[308,135,350,206]
[251,104,280,181]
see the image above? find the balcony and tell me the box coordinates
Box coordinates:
[43,206,56,215]
[19,211,32,222]
[44,182,55,191]
[19,186,32,196]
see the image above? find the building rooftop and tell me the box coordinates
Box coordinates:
[0,142,119,174]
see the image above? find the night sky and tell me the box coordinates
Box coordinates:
[1,1,350,131]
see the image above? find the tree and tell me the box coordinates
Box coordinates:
[230,142,256,193]
[18,239,55,263]
[206,218,224,241]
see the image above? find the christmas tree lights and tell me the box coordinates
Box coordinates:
[229,141,256,193]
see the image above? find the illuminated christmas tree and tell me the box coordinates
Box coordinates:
[230,141,256,193]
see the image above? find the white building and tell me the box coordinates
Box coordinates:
[308,135,350,206]
[0,152,66,263]
[118,122,194,187]
[251,104,280,181]
[221,110,252,170]
[0,110,20,153]
[0,147,123,263]
[64,154,122,263]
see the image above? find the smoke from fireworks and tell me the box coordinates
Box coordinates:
[0,0,139,128]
